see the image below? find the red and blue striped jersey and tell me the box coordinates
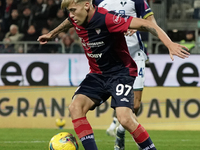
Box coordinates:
[69,6,137,77]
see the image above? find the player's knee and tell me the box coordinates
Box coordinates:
[68,101,83,118]
[68,103,76,115]
[118,116,131,128]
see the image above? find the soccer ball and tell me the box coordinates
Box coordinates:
[49,132,79,150]
[56,118,66,129]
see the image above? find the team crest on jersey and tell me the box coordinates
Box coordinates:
[120,0,127,7]
[95,28,101,34]
[113,13,122,24]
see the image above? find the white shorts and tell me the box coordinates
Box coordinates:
[132,51,146,91]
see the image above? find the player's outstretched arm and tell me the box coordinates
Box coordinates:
[37,18,73,44]
[129,17,190,61]
[125,15,157,36]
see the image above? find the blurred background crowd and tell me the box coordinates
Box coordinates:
[0,0,199,54]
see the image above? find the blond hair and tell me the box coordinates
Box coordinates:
[61,0,92,9]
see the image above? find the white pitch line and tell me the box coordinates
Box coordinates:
[0,139,194,144]
[0,140,114,144]
[0,141,48,143]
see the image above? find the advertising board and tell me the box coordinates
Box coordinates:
[0,86,199,130]
[0,54,199,86]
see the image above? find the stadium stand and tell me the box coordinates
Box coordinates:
[0,0,200,54]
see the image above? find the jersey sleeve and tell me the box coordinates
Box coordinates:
[135,0,154,19]
[105,11,133,33]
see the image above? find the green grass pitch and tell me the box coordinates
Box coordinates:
[0,128,199,150]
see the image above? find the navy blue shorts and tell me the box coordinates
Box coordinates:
[73,73,135,110]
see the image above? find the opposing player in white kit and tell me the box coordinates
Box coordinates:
[94,0,157,149]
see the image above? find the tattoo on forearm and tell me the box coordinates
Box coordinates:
[51,19,70,37]
[141,25,158,37]
[60,22,68,31]
[55,22,67,33]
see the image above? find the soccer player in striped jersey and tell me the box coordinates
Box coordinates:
[37,0,189,150]
[93,0,157,149]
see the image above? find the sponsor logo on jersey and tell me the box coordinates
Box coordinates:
[95,28,101,34]
[80,39,105,50]
[113,13,122,24]
[87,53,103,58]
[120,98,129,102]
[87,41,105,48]
[80,38,90,50]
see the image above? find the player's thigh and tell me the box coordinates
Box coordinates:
[69,94,96,119]
[73,73,110,108]
[115,106,132,120]
[72,94,96,111]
